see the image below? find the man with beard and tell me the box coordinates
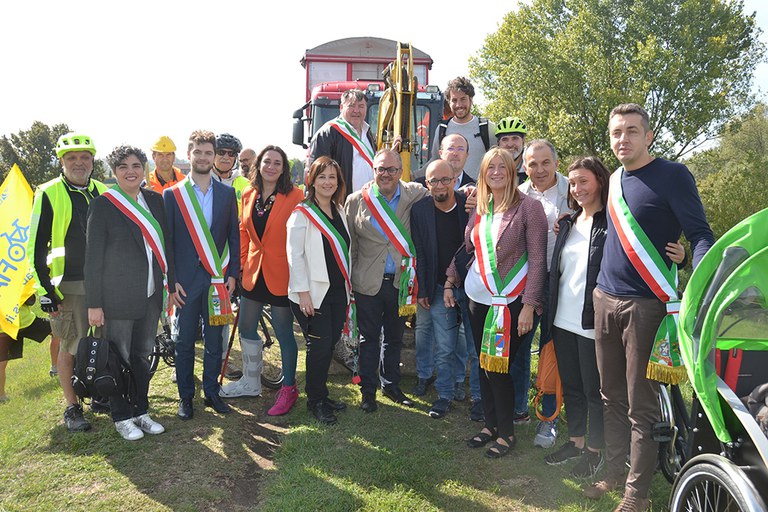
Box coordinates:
[239,148,256,176]
[345,149,428,412]
[495,117,528,185]
[411,159,482,420]
[430,77,495,180]
[28,132,108,432]
[164,130,240,419]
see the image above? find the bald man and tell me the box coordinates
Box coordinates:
[410,160,481,421]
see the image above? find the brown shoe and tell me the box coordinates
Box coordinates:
[583,478,622,500]
[614,495,649,512]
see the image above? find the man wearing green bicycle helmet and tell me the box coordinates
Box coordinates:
[27,132,108,433]
[495,116,528,185]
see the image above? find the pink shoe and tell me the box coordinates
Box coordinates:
[267,384,298,416]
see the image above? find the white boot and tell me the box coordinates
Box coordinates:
[220,336,263,397]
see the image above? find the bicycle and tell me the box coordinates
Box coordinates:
[149,307,284,390]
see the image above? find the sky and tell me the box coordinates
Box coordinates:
[1,0,765,163]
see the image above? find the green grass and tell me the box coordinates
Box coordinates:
[0,334,674,511]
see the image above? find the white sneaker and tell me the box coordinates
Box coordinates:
[115,419,144,441]
[133,414,165,435]
[219,377,262,398]
[533,420,557,449]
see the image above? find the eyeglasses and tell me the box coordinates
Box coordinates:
[426,176,455,186]
[443,146,466,153]
[216,149,236,157]
[374,166,400,176]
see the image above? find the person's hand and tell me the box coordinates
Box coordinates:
[298,291,314,316]
[666,241,686,264]
[418,297,430,310]
[173,283,187,308]
[40,293,60,316]
[226,276,236,296]
[463,186,477,213]
[444,284,456,308]
[88,307,104,327]
[517,304,534,337]
[553,213,569,235]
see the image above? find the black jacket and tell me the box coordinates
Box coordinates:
[85,189,174,320]
[411,191,469,298]
[547,208,607,333]
[308,121,377,198]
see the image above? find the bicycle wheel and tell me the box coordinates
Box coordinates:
[670,458,763,512]
[260,306,284,389]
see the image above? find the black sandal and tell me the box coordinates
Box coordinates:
[485,435,516,458]
[466,429,496,448]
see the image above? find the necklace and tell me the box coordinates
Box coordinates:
[255,191,276,217]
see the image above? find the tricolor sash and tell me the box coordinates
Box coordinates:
[330,118,375,168]
[294,202,357,340]
[361,182,418,316]
[170,178,234,325]
[473,197,528,373]
[608,168,685,384]
[102,188,172,319]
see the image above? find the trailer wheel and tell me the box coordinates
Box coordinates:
[670,457,764,512]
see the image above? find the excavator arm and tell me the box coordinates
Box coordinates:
[376,42,418,181]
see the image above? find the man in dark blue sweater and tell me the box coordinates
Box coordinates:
[585,103,714,511]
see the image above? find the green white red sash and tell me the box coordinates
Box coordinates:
[330,118,374,168]
[170,178,234,325]
[102,188,172,320]
[608,168,684,384]
[294,201,357,339]
[472,197,528,373]
[361,182,418,316]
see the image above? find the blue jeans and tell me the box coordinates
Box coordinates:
[175,267,224,399]
[239,297,298,387]
[416,285,480,401]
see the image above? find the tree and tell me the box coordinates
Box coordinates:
[0,121,106,186]
[689,103,768,238]
[470,0,764,167]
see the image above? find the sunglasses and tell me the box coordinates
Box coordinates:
[216,149,236,157]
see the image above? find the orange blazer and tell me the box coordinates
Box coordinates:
[240,185,304,296]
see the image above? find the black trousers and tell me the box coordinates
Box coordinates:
[291,287,347,405]
[552,326,604,448]
[468,298,524,440]
[355,278,406,396]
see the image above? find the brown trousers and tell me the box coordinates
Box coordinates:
[593,288,665,500]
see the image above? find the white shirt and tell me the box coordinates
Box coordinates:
[137,192,156,298]
[553,216,595,339]
[464,212,517,305]
[351,121,375,193]
[523,184,560,270]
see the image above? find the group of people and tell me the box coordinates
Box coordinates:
[6,72,713,512]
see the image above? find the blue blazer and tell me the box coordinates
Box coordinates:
[411,191,469,299]
[163,178,240,294]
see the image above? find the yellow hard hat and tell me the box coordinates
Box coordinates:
[151,136,176,153]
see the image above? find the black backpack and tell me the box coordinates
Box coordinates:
[72,331,132,401]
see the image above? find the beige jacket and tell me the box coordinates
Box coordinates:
[344,181,428,296]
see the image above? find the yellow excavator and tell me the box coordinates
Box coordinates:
[376,42,418,181]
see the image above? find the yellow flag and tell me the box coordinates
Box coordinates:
[0,164,36,339]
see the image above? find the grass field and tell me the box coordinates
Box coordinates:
[0,332,675,511]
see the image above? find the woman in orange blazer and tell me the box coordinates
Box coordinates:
[220,145,304,416]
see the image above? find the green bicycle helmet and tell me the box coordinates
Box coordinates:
[55,133,96,158]
[495,117,528,138]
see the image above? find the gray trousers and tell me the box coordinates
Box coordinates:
[593,288,664,500]
[103,294,162,422]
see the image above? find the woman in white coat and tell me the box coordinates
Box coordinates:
[287,156,352,425]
